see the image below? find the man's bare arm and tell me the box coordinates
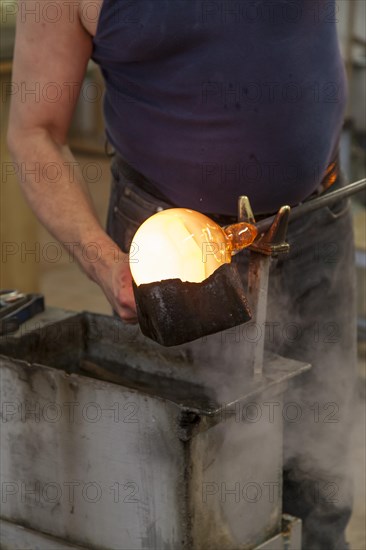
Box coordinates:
[7,0,136,321]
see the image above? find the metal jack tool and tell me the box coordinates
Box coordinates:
[238,197,291,377]
[240,176,366,376]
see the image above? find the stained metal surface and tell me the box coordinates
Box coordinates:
[0,309,309,549]
[254,515,302,550]
[0,519,86,550]
[0,355,185,549]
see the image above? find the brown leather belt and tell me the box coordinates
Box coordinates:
[209,156,340,225]
[111,151,339,226]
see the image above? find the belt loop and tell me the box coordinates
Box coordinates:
[110,156,120,182]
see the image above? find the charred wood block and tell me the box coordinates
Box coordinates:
[133,263,252,346]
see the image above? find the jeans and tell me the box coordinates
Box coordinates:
[107,157,357,550]
[261,182,357,550]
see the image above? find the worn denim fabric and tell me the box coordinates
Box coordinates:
[261,175,356,550]
[107,157,356,550]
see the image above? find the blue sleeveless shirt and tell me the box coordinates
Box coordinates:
[92,0,347,215]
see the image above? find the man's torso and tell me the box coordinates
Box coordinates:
[88,0,347,215]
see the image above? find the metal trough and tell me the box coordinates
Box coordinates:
[0,308,309,549]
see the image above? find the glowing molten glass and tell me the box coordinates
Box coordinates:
[130,208,257,286]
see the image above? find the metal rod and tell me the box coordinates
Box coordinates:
[247,254,270,378]
[255,178,366,235]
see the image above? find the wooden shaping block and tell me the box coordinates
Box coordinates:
[133,263,252,346]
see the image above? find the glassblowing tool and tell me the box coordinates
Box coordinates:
[130,178,366,348]
[130,208,257,346]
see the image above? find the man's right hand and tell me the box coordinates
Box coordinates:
[93,248,138,324]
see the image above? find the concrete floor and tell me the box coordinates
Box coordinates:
[38,154,366,550]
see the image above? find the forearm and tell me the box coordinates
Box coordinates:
[5,0,135,319]
[7,128,121,281]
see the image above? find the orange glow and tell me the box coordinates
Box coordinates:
[323,161,338,190]
[130,208,257,286]
[224,222,258,254]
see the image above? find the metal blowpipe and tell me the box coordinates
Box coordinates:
[255,177,366,235]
